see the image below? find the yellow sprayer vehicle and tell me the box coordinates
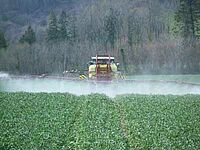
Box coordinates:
[87,55,123,80]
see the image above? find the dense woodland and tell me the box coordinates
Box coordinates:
[0,0,200,75]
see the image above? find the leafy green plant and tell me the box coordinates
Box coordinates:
[0,93,200,149]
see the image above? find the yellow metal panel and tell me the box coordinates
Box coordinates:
[88,63,118,78]
[111,64,117,72]
[89,65,96,72]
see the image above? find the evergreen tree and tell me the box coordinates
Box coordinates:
[104,8,119,50]
[46,10,58,42]
[0,30,7,49]
[70,13,77,42]
[19,25,36,45]
[128,14,142,48]
[58,11,76,42]
[175,0,200,38]
[58,11,68,40]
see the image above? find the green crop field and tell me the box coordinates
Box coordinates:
[0,93,200,149]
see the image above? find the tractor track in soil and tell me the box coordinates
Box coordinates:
[116,102,131,149]
[67,97,84,147]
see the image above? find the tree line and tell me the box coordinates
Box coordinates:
[0,0,57,13]
[0,0,200,75]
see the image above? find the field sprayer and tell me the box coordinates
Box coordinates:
[86,54,124,80]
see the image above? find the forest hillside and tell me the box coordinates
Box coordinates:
[0,0,200,75]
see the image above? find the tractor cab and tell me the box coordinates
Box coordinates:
[88,55,118,80]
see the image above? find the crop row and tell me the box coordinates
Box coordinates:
[0,93,80,149]
[116,95,200,149]
[0,93,200,149]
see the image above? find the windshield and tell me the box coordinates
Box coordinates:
[92,59,115,64]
